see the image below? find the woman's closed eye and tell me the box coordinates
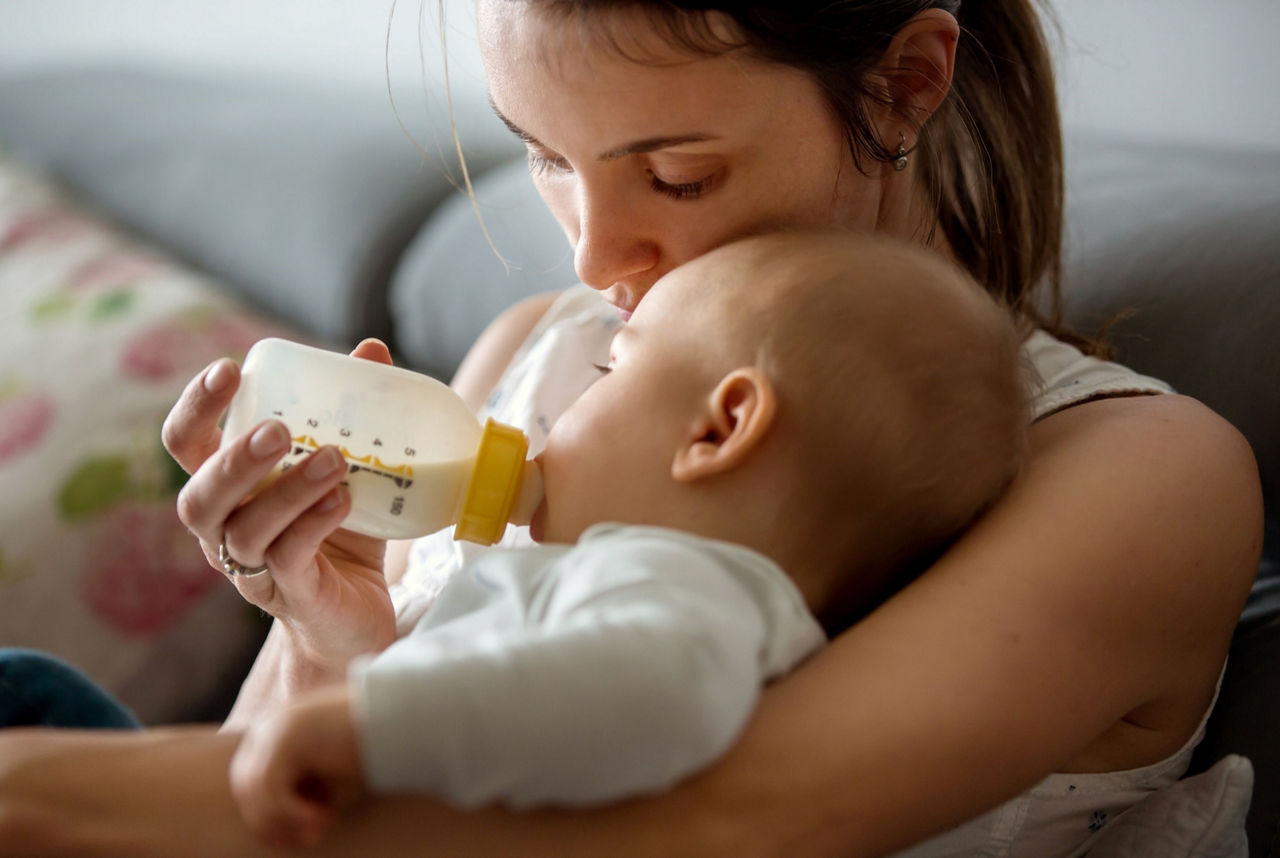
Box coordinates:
[528,150,570,176]
[528,149,720,202]
[648,169,719,201]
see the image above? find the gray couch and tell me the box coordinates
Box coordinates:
[1,67,1277,853]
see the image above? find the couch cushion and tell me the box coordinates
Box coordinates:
[0,154,297,723]
[0,67,521,349]
[388,158,577,379]
[1059,134,1280,577]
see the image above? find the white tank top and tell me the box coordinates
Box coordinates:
[391,287,1248,856]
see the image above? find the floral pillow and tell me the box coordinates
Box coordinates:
[0,155,299,723]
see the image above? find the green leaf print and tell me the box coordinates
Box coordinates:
[161,441,190,495]
[30,294,74,322]
[57,455,136,520]
[90,290,136,320]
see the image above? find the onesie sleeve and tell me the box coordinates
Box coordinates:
[352,535,773,808]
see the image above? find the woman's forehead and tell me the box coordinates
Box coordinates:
[479,3,817,151]
[478,1,743,72]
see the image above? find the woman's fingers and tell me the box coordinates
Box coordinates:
[162,358,240,475]
[254,486,353,579]
[351,337,393,365]
[175,419,292,546]
[220,445,349,569]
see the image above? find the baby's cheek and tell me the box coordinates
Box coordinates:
[541,405,591,462]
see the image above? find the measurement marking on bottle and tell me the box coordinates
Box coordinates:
[288,435,416,490]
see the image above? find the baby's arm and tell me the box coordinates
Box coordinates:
[357,536,796,809]
[229,684,363,849]
[229,535,808,848]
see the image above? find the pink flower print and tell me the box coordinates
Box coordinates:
[0,209,95,252]
[202,312,285,362]
[121,310,282,383]
[80,500,223,638]
[65,252,162,292]
[0,388,55,466]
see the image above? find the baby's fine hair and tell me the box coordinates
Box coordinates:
[724,232,1030,634]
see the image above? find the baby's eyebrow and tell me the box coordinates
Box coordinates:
[489,98,718,162]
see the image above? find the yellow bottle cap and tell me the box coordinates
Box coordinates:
[454,418,530,546]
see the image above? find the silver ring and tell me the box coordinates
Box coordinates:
[218,542,270,578]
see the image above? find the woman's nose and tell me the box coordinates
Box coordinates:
[572,191,660,292]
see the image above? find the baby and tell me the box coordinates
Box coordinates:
[229,230,1029,847]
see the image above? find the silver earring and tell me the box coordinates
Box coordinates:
[893,134,909,171]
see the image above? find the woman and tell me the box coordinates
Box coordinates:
[0,2,1262,855]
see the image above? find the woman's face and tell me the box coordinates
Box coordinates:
[478,2,884,320]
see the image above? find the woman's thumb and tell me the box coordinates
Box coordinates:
[350,338,393,366]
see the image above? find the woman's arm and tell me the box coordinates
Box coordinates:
[0,394,1261,858]
[695,392,1263,857]
[0,727,706,858]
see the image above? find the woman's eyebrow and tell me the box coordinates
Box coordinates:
[491,100,539,146]
[598,134,718,162]
[489,99,719,162]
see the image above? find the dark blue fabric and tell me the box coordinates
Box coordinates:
[0,648,141,729]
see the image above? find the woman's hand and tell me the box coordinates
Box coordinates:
[162,339,397,675]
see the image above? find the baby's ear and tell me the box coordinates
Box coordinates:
[671,367,777,483]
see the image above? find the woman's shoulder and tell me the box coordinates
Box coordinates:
[1022,329,1173,420]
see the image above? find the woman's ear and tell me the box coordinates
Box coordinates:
[671,368,777,483]
[874,8,959,137]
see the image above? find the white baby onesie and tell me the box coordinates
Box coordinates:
[356,523,825,808]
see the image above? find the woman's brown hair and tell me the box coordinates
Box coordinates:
[524,1,1099,354]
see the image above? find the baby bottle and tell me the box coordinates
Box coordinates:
[220,338,542,544]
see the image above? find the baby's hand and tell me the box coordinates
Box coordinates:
[229,683,365,849]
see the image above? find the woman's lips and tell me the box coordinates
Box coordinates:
[610,298,637,322]
[605,289,639,322]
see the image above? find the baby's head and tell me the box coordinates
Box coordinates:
[533,230,1028,632]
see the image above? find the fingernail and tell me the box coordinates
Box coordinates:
[203,359,234,393]
[305,447,344,481]
[315,486,346,513]
[249,422,289,458]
